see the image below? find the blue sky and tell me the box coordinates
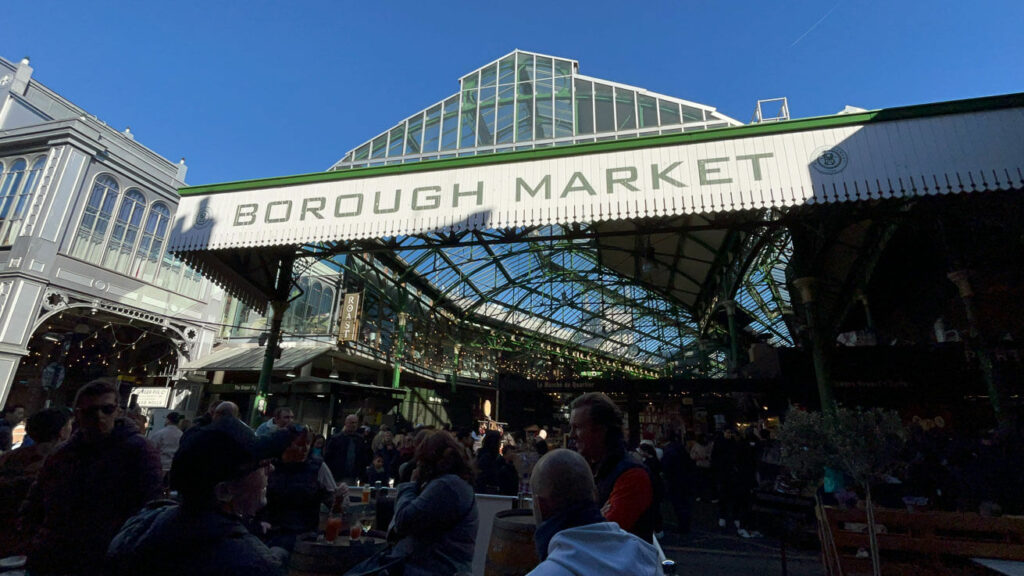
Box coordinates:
[3,1,1022,186]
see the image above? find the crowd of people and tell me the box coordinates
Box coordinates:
[0,387,671,575]
[5,382,1016,575]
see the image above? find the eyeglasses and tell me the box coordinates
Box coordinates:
[240,458,274,476]
[78,404,117,416]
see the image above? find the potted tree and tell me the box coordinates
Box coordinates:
[779,406,907,576]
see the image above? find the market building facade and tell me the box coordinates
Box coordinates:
[0,56,222,415]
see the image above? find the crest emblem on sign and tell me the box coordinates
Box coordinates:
[811,146,848,174]
[194,207,213,229]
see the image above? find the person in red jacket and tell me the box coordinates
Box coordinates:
[20,379,162,576]
[569,392,656,542]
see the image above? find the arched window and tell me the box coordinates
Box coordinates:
[131,202,170,282]
[103,190,146,273]
[0,159,27,222]
[319,285,336,317]
[283,276,310,332]
[0,156,45,245]
[71,175,120,262]
[307,281,324,322]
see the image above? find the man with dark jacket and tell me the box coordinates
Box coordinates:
[324,413,371,483]
[20,379,162,576]
[107,415,291,576]
[0,404,25,452]
[0,408,69,557]
[660,428,696,534]
[569,392,656,542]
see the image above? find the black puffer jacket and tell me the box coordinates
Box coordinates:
[107,501,287,576]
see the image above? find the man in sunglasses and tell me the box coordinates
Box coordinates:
[20,378,162,576]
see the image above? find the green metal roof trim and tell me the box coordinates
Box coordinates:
[180,92,1024,197]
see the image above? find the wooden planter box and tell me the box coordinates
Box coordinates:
[819,505,1024,576]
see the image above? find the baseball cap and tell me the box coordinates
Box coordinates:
[170,416,290,497]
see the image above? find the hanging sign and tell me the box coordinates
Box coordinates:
[133,387,172,408]
[337,292,362,342]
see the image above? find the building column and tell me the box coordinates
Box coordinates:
[392,312,413,421]
[0,352,25,409]
[697,339,712,375]
[793,277,836,415]
[856,290,875,333]
[947,270,1008,427]
[251,255,295,427]
[0,277,46,408]
[391,312,408,389]
[627,388,640,449]
[722,299,740,375]
[450,343,461,393]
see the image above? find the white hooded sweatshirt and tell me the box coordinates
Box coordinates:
[526,521,662,576]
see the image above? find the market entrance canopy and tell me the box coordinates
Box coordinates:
[172,94,1024,256]
[168,94,1024,322]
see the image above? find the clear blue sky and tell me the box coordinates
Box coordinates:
[3,1,1022,186]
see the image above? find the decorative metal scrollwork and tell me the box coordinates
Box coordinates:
[41,289,69,312]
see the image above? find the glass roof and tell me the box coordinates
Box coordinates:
[331,50,741,170]
[324,51,789,380]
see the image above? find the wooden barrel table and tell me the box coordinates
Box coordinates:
[289,535,385,576]
[484,508,539,576]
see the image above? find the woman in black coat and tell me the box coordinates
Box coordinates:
[473,430,517,495]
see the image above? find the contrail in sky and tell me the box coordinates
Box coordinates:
[790,1,843,47]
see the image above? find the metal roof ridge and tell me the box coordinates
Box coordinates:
[180,91,1024,197]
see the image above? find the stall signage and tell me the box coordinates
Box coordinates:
[133,387,171,408]
[337,292,362,342]
[208,382,259,393]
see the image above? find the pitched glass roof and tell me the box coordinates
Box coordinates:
[331,50,741,170]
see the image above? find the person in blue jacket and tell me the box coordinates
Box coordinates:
[389,429,479,576]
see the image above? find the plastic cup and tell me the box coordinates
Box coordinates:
[350,523,362,542]
[361,488,371,504]
[325,516,343,542]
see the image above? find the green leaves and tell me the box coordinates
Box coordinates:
[779,406,907,488]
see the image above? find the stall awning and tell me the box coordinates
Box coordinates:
[288,376,406,397]
[181,344,333,372]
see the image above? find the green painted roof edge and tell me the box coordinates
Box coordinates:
[180,92,1024,197]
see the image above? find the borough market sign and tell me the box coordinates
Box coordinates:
[170,96,1024,253]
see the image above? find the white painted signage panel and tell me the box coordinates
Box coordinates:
[170,107,1024,252]
[133,387,172,408]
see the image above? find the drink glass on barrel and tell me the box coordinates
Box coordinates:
[325,515,343,543]
[360,516,373,539]
[324,493,345,543]
[349,522,362,542]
